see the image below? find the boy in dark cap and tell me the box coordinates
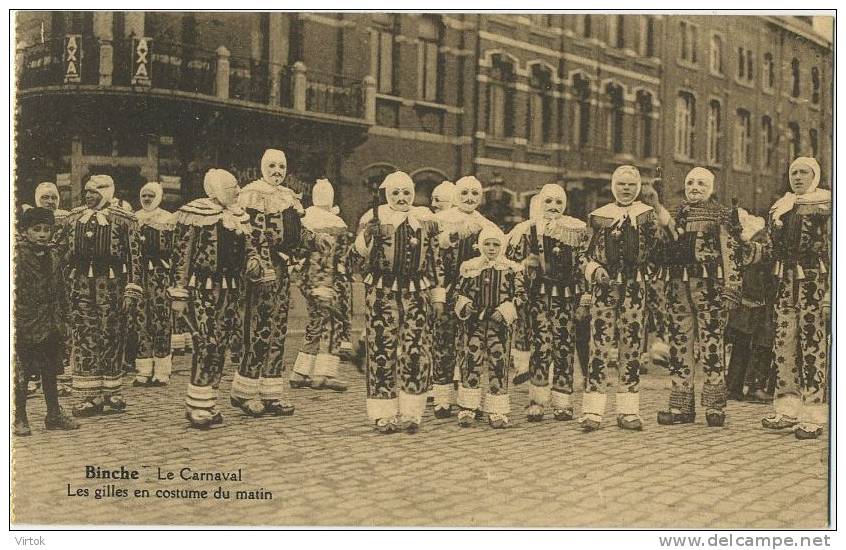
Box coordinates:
[14,207,80,435]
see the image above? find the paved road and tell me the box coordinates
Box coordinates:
[11,321,830,528]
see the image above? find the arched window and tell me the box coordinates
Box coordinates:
[528,65,553,144]
[572,74,591,148]
[733,109,752,169]
[760,116,774,171]
[787,122,801,161]
[791,58,800,98]
[675,91,695,159]
[488,54,516,138]
[636,91,654,158]
[710,35,723,75]
[412,169,447,207]
[706,100,722,164]
[606,83,624,154]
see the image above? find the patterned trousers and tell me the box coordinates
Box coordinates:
[771,268,829,424]
[233,266,290,402]
[338,279,353,346]
[586,282,645,393]
[184,287,242,413]
[70,274,125,400]
[458,318,511,415]
[431,302,463,407]
[364,286,432,422]
[135,267,173,383]
[665,278,728,413]
[527,296,578,411]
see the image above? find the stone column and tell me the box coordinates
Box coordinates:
[364,75,376,123]
[292,61,307,111]
[268,13,289,106]
[215,46,231,100]
[124,11,145,38]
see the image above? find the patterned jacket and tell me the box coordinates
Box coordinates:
[239,180,325,272]
[299,206,353,296]
[507,216,589,300]
[60,204,143,296]
[354,205,446,301]
[583,202,661,286]
[167,199,264,300]
[454,255,527,326]
[658,200,750,303]
[136,208,176,285]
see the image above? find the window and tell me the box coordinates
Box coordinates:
[809,128,818,158]
[606,83,624,153]
[734,109,752,169]
[528,65,553,145]
[488,55,515,138]
[576,15,592,38]
[710,35,723,75]
[418,15,441,102]
[636,91,654,158]
[608,15,624,49]
[572,74,591,148]
[760,116,774,171]
[787,122,801,161]
[791,58,800,98]
[706,100,722,164]
[763,53,775,91]
[679,21,698,64]
[372,15,399,94]
[638,16,655,57]
[675,91,696,158]
[812,67,820,104]
[737,48,753,82]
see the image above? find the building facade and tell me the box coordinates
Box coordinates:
[15,12,831,224]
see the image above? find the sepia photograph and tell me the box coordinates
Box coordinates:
[8,7,835,531]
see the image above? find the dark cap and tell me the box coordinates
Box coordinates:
[19,206,55,230]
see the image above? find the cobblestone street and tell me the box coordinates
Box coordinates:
[11,289,830,528]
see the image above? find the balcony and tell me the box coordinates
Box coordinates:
[16,35,375,125]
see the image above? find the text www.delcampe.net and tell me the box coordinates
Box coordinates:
[658,535,832,549]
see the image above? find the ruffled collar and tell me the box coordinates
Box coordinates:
[176,198,250,234]
[460,255,522,278]
[358,204,428,231]
[240,179,304,214]
[591,201,652,228]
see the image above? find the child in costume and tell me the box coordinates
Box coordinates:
[453,226,526,428]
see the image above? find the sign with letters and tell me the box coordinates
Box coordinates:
[63,34,81,83]
[131,37,152,86]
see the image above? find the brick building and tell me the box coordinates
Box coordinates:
[14,12,831,225]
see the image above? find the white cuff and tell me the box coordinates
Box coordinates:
[432,383,455,408]
[314,353,340,378]
[185,383,217,410]
[616,392,640,415]
[430,287,446,303]
[293,352,316,377]
[581,391,607,416]
[457,386,483,410]
[366,397,398,421]
[135,357,154,378]
[312,286,334,299]
[258,377,286,400]
[168,287,189,300]
[153,354,172,381]
[230,373,260,400]
[398,391,428,421]
[800,403,828,425]
[496,301,518,325]
[584,261,602,284]
[550,390,572,409]
[483,392,510,414]
[528,383,551,405]
[579,292,593,308]
[454,295,473,318]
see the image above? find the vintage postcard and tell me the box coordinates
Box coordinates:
[10,9,834,530]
